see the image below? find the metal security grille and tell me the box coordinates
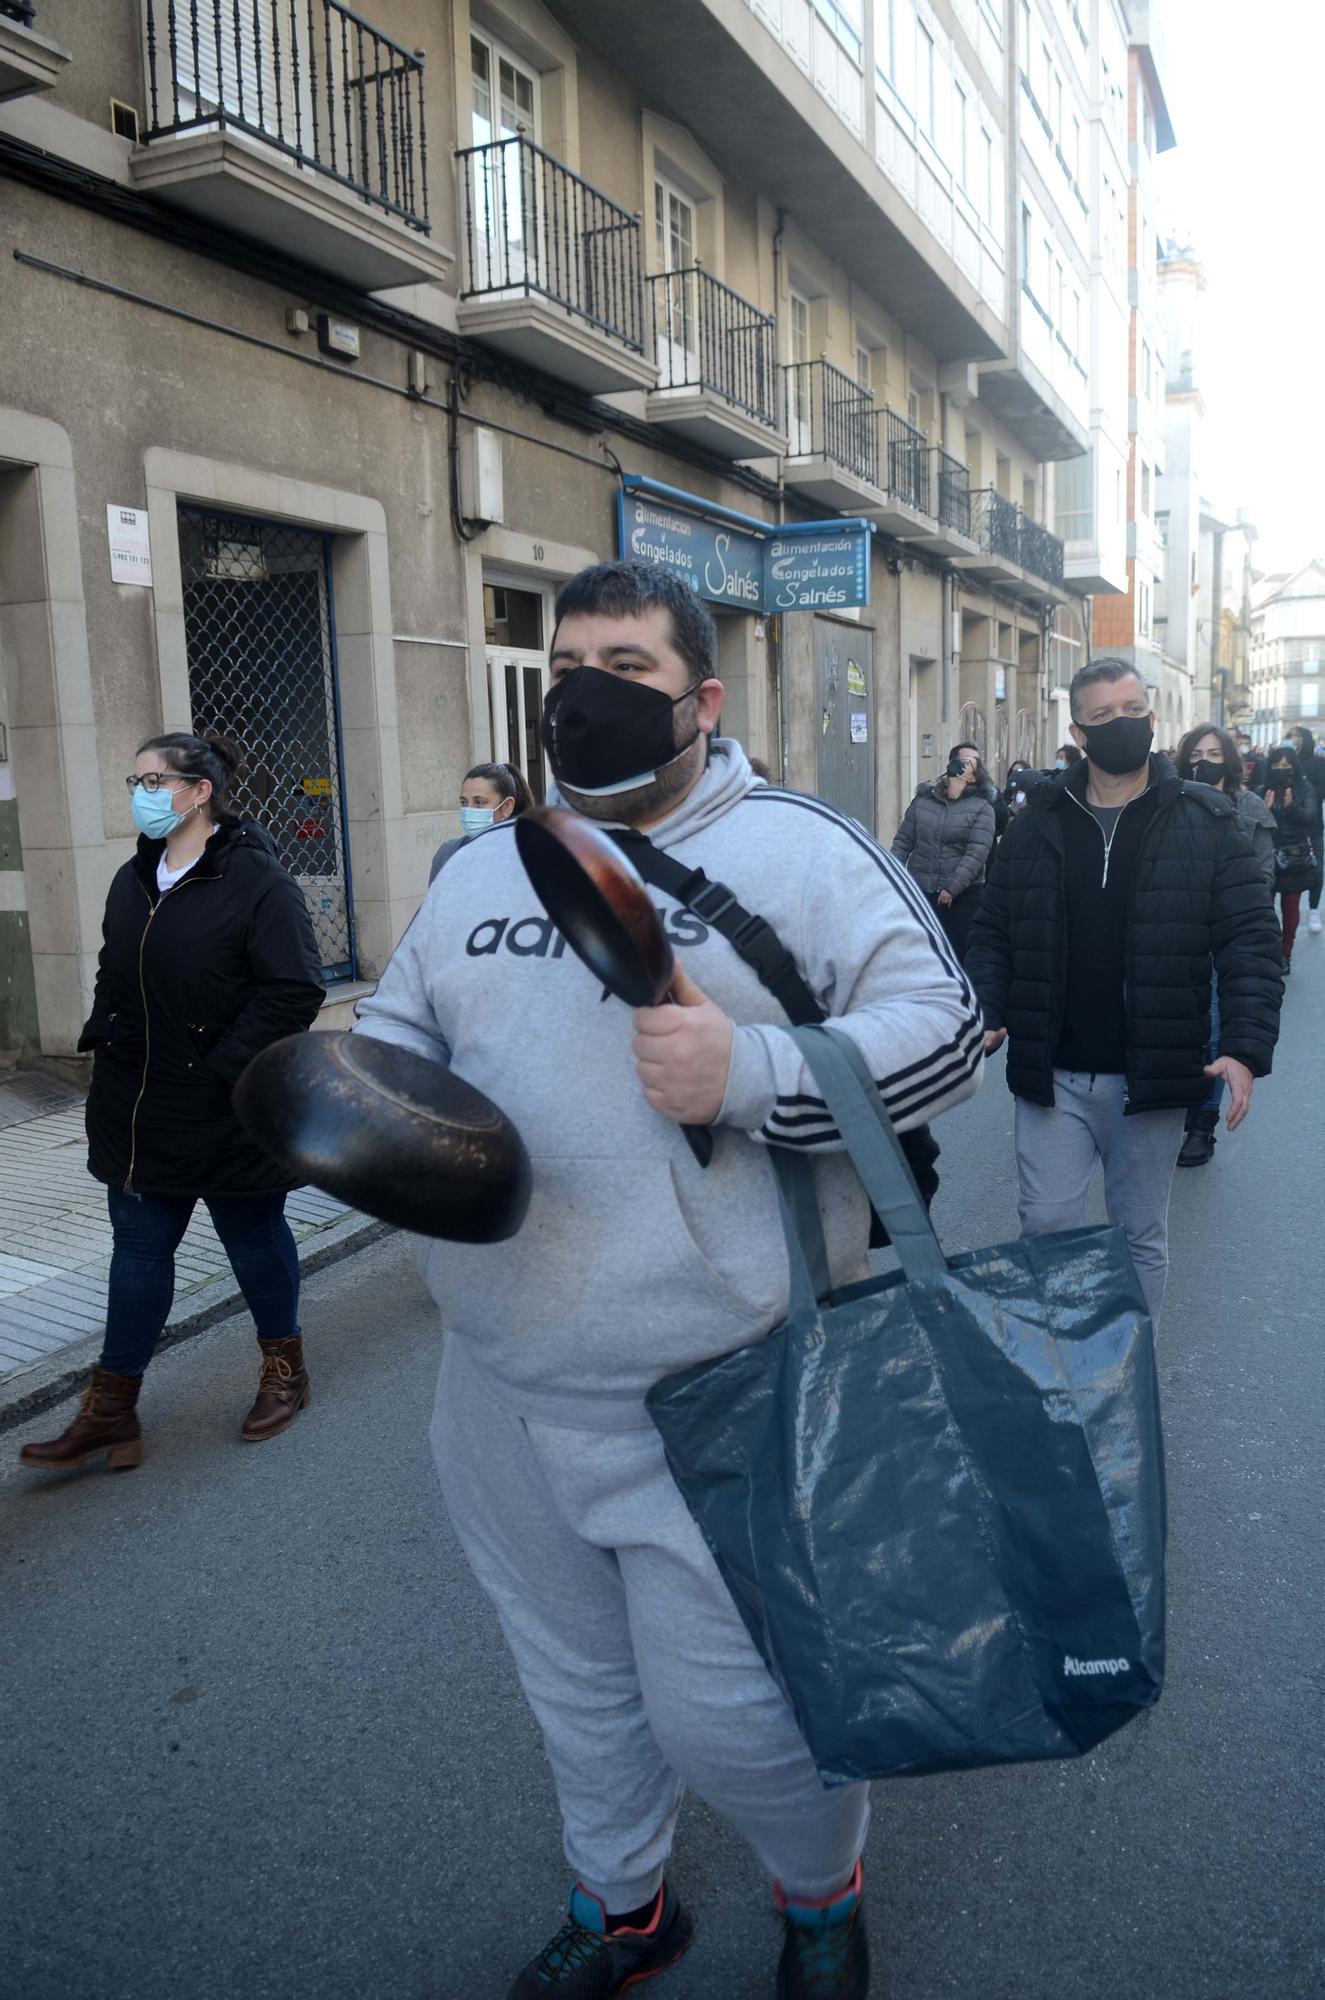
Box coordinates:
[177,507,355,979]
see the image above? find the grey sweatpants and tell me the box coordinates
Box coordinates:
[1014,1070,1186,1324]
[431,1334,869,1911]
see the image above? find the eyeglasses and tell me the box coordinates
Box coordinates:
[124,772,196,795]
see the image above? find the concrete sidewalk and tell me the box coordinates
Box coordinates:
[0,1069,382,1418]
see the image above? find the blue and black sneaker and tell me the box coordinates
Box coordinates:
[775,1861,870,1998]
[507,1880,693,1997]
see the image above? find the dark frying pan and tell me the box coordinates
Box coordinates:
[515,806,713,1166]
[233,1031,532,1240]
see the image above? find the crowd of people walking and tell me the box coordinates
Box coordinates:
[15,553,1304,2000]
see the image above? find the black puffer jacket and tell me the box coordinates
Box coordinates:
[966,759,1284,1111]
[81,821,325,1196]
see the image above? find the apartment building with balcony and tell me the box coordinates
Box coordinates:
[0,0,1093,1063]
[1248,564,1325,747]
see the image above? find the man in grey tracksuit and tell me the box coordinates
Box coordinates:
[355,561,983,2000]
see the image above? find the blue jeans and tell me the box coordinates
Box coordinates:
[1201,985,1224,1113]
[100,1188,300,1377]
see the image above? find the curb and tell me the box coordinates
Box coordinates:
[0,1214,393,1434]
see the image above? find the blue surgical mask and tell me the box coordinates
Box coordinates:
[459,806,495,838]
[1054,759,1067,771]
[131,782,196,840]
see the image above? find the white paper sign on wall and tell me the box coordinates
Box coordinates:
[107,505,153,587]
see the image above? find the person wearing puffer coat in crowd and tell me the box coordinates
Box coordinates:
[891,746,996,961]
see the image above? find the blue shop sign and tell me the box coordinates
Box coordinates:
[616,481,871,615]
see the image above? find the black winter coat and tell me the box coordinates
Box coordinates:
[81,821,325,1196]
[1260,765,1321,894]
[966,759,1284,1112]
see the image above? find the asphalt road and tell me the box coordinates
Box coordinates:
[4,943,1324,2000]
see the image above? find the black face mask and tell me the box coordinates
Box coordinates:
[1187,759,1225,789]
[1078,715,1154,776]
[541,669,701,797]
[945,757,970,782]
[1269,769,1294,795]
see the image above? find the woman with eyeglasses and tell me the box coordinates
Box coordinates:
[20,732,325,1477]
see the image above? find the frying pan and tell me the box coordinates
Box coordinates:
[233,1031,532,1240]
[515,806,714,1167]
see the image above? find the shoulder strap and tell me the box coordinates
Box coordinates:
[611,829,825,1027]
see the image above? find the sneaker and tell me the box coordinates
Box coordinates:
[1310,910,1322,934]
[776,1861,870,1998]
[1283,956,1293,976]
[507,1881,693,1997]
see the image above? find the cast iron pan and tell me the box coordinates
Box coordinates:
[233,1031,532,1241]
[515,806,713,1166]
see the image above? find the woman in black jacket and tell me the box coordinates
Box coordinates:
[21,733,325,1475]
[1259,746,1318,974]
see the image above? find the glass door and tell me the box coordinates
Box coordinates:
[484,583,549,805]
[470,30,540,294]
[786,289,813,455]
[653,175,698,389]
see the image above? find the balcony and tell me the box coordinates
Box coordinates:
[863,409,934,538]
[781,360,882,512]
[1019,515,1065,589]
[956,489,1066,602]
[0,3,71,103]
[457,136,653,394]
[644,268,783,459]
[131,2,449,291]
[901,447,977,558]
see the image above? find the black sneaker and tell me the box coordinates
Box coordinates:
[507,1880,693,1997]
[776,1861,870,1998]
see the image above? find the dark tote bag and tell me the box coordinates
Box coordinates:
[645,1025,1166,1786]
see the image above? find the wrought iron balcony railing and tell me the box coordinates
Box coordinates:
[933,448,971,536]
[1,2,37,24]
[142,1,430,234]
[884,407,930,513]
[782,359,877,481]
[971,486,1022,563]
[458,135,644,354]
[649,267,777,427]
[1019,513,1065,586]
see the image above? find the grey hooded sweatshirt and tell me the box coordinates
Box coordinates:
[355,741,983,1430]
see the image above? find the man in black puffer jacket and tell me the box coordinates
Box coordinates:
[967,658,1283,1323]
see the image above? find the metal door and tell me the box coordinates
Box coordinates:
[815,619,875,833]
[177,506,355,979]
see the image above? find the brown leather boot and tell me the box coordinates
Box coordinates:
[241,1336,310,1442]
[19,1367,143,1472]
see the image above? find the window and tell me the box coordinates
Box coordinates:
[470,29,539,147]
[653,176,695,276]
[1139,580,1150,636]
[917,24,934,137]
[1019,0,1030,70]
[1142,340,1152,398]
[1021,202,1032,280]
[855,333,885,394]
[1070,113,1081,182]
[954,81,968,186]
[787,288,813,445]
[1301,685,1320,717]
[982,128,995,223]
[790,290,811,366]
[1140,461,1150,515]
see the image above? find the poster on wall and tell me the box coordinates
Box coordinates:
[107,505,153,587]
[850,711,869,743]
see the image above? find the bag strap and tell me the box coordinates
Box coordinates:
[783,1026,949,1286]
[611,831,826,1027]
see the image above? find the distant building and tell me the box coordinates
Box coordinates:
[1248,564,1325,745]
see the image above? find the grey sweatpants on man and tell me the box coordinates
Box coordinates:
[431,1334,869,1912]
[1014,1069,1186,1324]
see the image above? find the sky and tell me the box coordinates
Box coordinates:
[1153,0,1325,578]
